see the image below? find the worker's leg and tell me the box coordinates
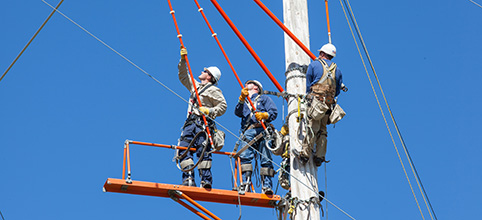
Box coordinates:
[259,137,275,194]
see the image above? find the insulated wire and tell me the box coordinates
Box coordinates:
[41,1,354,218]
[0,210,4,220]
[340,0,437,219]
[469,0,482,9]
[0,0,64,83]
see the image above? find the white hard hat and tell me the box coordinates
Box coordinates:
[204,66,221,84]
[318,43,337,57]
[245,80,263,94]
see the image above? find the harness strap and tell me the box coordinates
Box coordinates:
[314,59,336,86]
[189,83,214,113]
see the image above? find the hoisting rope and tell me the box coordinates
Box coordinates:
[0,0,64,83]
[167,0,215,149]
[192,0,268,132]
[41,1,355,218]
[339,0,437,219]
[209,0,284,94]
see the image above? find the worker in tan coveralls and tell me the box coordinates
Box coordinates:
[176,47,227,189]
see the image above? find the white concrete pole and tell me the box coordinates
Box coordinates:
[283,0,320,219]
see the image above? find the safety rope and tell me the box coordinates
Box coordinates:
[339,0,437,219]
[42,2,355,218]
[1,0,64,83]
[167,0,215,149]
[192,0,268,132]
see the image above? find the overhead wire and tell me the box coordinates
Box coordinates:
[469,0,482,9]
[341,1,436,219]
[40,1,354,218]
[1,0,64,83]
[338,1,426,219]
[339,0,437,219]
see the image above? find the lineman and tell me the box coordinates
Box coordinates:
[303,43,345,166]
[235,80,278,195]
[176,47,227,189]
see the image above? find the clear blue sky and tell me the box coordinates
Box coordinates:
[1,0,481,219]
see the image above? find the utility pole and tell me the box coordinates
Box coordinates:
[283,0,320,219]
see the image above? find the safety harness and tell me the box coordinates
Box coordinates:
[309,59,337,105]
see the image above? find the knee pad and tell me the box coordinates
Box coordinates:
[241,163,253,173]
[260,167,276,177]
[180,159,194,170]
[197,160,212,169]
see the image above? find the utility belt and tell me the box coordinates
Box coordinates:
[183,113,215,129]
[305,93,346,124]
[243,121,274,133]
[307,92,335,105]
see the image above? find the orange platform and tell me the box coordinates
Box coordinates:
[103,178,281,208]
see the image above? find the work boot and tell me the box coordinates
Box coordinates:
[318,190,325,202]
[314,157,324,167]
[200,180,212,189]
[181,165,196,187]
[292,148,309,165]
[199,168,213,189]
[261,175,273,195]
[238,171,252,195]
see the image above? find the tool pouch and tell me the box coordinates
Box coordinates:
[329,104,346,124]
[306,95,329,121]
[213,130,225,151]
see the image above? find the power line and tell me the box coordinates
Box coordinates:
[339,0,438,219]
[469,0,482,9]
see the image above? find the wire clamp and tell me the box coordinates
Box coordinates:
[170,10,175,14]
[198,8,203,12]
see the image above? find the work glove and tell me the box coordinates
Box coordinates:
[239,87,249,103]
[180,47,188,60]
[199,107,209,115]
[280,124,289,136]
[255,112,269,121]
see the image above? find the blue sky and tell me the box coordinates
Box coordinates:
[1,0,481,219]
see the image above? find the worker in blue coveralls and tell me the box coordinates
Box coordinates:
[176,47,227,189]
[235,80,278,195]
[303,43,344,167]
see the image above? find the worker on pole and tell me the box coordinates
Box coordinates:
[176,47,227,189]
[303,43,345,166]
[235,80,278,195]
